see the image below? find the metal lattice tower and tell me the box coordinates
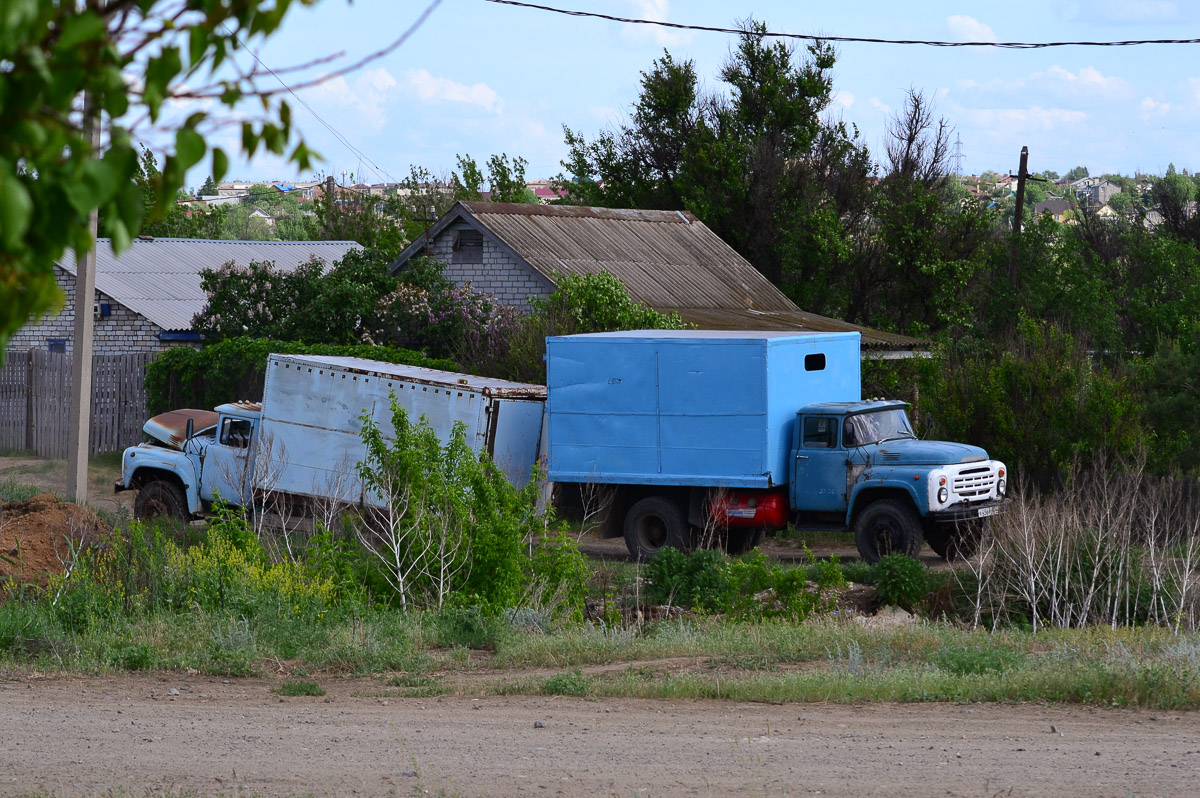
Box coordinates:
[951,133,965,176]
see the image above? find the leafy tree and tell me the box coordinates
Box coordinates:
[0,0,318,350]
[1141,333,1200,474]
[200,175,217,196]
[557,20,871,314]
[454,153,535,203]
[922,316,1149,486]
[1065,165,1090,181]
[192,247,400,344]
[846,90,995,335]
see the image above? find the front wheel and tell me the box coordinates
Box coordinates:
[134,479,190,522]
[853,499,923,563]
[623,496,690,561]
[925,521,981,561]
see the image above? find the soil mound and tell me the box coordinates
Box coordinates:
[1,493,109,585]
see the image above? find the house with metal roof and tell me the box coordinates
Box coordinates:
[9,237,361,356]
[388,201,922,355]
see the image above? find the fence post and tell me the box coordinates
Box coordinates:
[25,351,34,453]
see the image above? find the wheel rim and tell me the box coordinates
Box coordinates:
[143,495,170,517]
[869,515,903,556]
[635,515,668,550]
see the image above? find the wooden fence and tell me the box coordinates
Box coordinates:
[0,350,151,459]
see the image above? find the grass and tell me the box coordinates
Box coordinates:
[274,679,326,696]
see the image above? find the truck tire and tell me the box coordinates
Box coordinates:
[623,496,690,561]
[725,527,766,555]
[134,479,190,522]
[853,499,923,563]
[926,521,982,561]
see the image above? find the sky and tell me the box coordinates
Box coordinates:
[158,0,1200,188]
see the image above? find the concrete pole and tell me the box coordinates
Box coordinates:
[66,98,101,503]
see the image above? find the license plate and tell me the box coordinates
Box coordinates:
[727,508,757,519]
[977,506,999,518]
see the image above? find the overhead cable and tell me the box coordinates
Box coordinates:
[483,0,1200,48]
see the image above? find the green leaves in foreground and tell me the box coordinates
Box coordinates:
[0,1,318,351]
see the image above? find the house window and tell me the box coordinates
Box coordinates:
[451,229,483,263]
[46,338,67,353]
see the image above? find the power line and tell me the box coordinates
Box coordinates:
[483,0,1200,48]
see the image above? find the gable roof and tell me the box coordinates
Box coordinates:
[390,202,920,351]
[58,238,361,331]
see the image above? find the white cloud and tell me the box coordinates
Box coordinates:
[964,106,1088,131]
[304,68,399,135]
[947,15,998,43]
[1041,65,1130,98]
[620,0,694,47]
[404,69,502,114]
[868,97,891,115]
[1140,97,1171,120]
[831,90,855,109]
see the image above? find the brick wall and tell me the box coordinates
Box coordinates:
[426,229,555,311]
[9,266,174,356]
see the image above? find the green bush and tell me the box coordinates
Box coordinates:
[274,679,325,696]
[541,669,592,696]
[645,547,844,620]
[144,336,456,415]
[920,316,1150,485]
[872,553,927,609]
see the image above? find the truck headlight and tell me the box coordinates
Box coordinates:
[937,487,948,503]
[997,479,1006,497]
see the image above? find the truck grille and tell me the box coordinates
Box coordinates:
[954,466,996,498]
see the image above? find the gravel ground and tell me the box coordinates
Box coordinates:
[1,673,1197,797]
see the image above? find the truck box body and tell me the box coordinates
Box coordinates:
[545,330,861,489]
[259,354,546,502]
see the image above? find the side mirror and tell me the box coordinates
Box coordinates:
[186,418,194,441]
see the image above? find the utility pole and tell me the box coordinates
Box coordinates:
[67,94,101,503]
[325,175,335,234]
[1009,146,1031,288]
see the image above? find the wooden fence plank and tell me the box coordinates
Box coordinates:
[3,349,149,459]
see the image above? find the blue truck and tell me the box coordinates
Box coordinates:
[116,354,546,519]
[546,330,1006,562]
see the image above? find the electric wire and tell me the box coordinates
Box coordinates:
[215,0,444,187]
[483,0,1200,48]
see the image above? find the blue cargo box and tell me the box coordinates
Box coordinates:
[546,330,861,489]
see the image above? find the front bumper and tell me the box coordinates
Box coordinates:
[928,499,1006,524]
[114,479,129,494]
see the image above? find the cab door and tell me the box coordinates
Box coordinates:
[790,414,849,512]
[200,416,255,506]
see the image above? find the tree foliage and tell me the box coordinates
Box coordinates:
[0,0,319,350]
[558,21,872,311]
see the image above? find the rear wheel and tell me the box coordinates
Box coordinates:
[623,496,690,561]
[725,527,766,555]
[134,479,190,522]
[854,499,923,563]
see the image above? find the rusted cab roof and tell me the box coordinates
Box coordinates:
[143,409,219,449]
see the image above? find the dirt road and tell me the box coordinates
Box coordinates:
[0,673,1195,797]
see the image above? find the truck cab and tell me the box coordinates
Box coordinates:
[116,402,263,520]
[791,400,1006,560]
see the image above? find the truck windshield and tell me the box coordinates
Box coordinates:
[843,409,914,447]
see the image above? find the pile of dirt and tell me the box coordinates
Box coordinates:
[0,494,109,585]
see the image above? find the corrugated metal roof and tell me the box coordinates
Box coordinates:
[58,238,361,331]
[461,202,797,313]
[450,202,921,350]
